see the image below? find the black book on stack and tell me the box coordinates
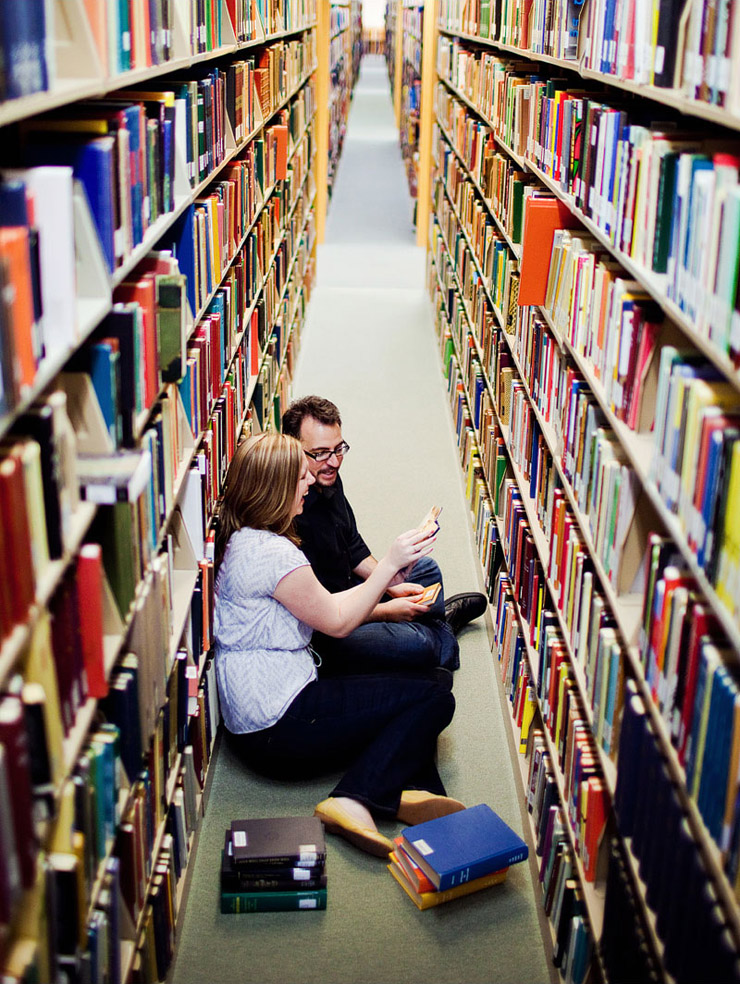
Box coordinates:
[221,816,327,913]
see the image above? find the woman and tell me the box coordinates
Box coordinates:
[214,432,463,857]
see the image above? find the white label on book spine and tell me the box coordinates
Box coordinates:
[411,838,433,856]
[233,831,247,847]
[299,899,318,908]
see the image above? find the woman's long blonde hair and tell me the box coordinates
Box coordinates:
[215,432,304,572]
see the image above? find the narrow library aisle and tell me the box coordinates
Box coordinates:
[169,55,552,984]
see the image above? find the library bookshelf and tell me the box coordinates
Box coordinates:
[0,1,320,980]
[403,1,740,982]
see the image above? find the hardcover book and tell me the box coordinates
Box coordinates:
[401,803,529,891]
[388,853,508,909]
[229,816,326,868]
[220,887,327,913]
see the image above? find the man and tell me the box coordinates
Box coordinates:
[282,395,487,675]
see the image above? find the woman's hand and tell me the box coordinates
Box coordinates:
[385,526,437,574]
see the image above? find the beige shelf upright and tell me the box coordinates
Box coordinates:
[315,0,331,243]
[415,0,437,247]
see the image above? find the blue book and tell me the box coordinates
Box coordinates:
[89,340,121,448]
[0,0,49,100]
[401,803,528,890]
[26,134,116,273]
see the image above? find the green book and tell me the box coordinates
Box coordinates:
[221,888,327,913]
[156,274,187,383]
[651,153,679,274]
[97,501,137,619]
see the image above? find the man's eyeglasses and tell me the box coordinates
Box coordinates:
[303,442,350,463]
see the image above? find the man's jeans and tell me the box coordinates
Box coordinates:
[310,557,460,673]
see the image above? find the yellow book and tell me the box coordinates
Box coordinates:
[21,611,65,789]
[716,440,740,618]
[387,855,508,909]
[519,686,537,753]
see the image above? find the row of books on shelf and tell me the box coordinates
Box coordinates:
[436,119,740,634]
[638,537,740,852]
[0,84,313,426]
[0,0,318,106]
[433,157,740,979]
[436,0,740,116]
[0,587,218,922]
[221,816,326,912]
[437,50,740,368]
[434,329,597,980]
[609,679,740,984]
[582,0,740,108]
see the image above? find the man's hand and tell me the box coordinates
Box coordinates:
[371,597,431,622]
[386,582,425,599]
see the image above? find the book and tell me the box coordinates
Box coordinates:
[220,887,327,913]
[0,0,49,100]
[0,691,37,888]
[229,816,326,868]
[388,852,509,909]
[400,803,529,891]
[222,834,326,892]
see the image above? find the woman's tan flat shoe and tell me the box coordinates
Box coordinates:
[397,790,466,825]
[314,798,394,858]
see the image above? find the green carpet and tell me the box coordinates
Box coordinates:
[168,55,554,984]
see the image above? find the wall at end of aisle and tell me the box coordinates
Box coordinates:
[363,0,385,30]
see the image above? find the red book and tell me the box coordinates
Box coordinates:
[114,276,159,409]
[0,694,38,887]
[49,570,85,733]
[76,544,107,699]
[0,454,35,625]
[677,603,719,766]
[582,776,608,882]
[518,197,580,306]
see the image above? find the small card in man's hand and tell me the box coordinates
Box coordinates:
[415,582,441,605]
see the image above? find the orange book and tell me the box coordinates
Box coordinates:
[0,227,37,394]
[518,196,580,306]
[83,0,108,74]
[273,124,288,181]
[392,838,435,892]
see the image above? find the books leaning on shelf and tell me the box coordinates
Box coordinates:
[399,803,528,892]
[222,817,327,913]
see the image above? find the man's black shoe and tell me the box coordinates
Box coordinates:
[445,592,488,636]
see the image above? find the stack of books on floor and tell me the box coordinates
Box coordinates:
[388,803,529,909]
[221,816,327,912]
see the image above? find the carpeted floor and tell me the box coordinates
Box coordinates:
[168,55,554,984]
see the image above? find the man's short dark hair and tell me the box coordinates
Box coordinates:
[282,396,342,438]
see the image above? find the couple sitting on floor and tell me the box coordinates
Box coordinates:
[213,395,487,856]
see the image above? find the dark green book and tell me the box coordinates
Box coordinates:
[220,888,327,913]
[651,152,679,274]
[155,274,187,383]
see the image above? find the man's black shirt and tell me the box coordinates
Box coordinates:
[294,475,370,593]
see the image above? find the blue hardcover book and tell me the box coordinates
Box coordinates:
[89,340,121,448]
[0,0,49,100]
[697,666,735,842]
[26,134,116,273]
[401,803,528,890]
